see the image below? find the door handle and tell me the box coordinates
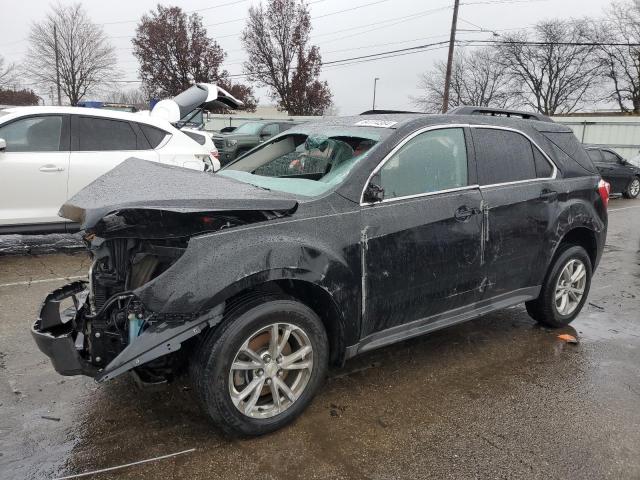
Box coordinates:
[539,188,558,200]
[454,205,477,222]
[39,165,65,172]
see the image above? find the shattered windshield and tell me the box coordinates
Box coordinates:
[219,127,389,196]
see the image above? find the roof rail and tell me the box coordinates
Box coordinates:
[359,109,424,115]
[447,106,554,123]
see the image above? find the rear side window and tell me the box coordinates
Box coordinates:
[602,150,620,163]
[139,124,169,148]
[0,115,62,152]
[77,117,137,151]
[473,128,536,185]
[379,127,468,199]
[533,148,553,178]
[587,149,602,162]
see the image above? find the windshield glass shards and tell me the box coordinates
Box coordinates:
[219,127,387,196]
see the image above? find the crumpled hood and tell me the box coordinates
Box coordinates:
[59,158,298,229]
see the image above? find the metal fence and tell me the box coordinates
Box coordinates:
[553,116,640,158]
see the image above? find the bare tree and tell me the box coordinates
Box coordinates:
[595,1,640,113]
[497,20,603,115]
[133,5,257,111]
[103,88,149,110]
[25,3,118,105]
[411,48,516,113]
[0,56,17,89]
[242,0,332,115]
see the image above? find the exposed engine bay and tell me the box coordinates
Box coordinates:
[33,207,291,383]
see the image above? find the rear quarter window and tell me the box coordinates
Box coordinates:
[540,131,597,174]
[139,124,169,149]
[183,131,206,145]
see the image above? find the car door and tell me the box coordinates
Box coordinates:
[0,114,70,227]
[601,149,631,192]
[471,126,559,299]
[360,126,484,337]
[68,115,158,199]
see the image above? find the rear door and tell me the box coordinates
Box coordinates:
[601,149,630,192]
[471,126,559,299]
[361,126,484,336]
[0,114,70,227]
[68,115,158,199]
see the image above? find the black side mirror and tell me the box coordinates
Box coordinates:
[363,181,384,203]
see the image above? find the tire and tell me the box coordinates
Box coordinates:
[189,297,328,437]
[623,176,640,199]
[525,244,592,328]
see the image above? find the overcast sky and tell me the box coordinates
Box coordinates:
[0,0,611,114]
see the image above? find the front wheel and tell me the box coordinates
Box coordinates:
[623,176,640,199]
[190,298,328,436]
[526,244,592,328]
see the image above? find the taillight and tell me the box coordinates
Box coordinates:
[211,150,219,158]
[598,179,610,207]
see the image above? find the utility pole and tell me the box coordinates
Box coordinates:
[372,77,380,110]
[442,0,460,113]
[53,24,61,106]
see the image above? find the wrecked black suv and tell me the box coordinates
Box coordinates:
[32,107,608,436]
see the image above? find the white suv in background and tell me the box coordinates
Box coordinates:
[0,84,242,233]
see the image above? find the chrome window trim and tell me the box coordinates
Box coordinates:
[360,124,470,206]
[360,123,559,206]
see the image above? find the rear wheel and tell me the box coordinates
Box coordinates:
[190,298,328,436]
[525,244,592,328]
[623,176,640,199]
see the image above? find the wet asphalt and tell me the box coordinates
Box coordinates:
[0,198,639,480]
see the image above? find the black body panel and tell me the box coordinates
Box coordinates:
[33,112,608,381]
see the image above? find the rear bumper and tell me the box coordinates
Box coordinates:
[31,281,97,377]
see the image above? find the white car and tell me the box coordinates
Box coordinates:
[181,127,221,168]
[0,84,241,233]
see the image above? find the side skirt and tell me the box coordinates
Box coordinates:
[345,286,541,359]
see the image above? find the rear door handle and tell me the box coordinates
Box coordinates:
[39,164,65,172]
[454,205,478,222]
[539,188,558,200]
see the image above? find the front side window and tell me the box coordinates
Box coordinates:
[602,150,620,164]
[474,128,537,185]
[586,149,603,163]
[233,122,266,135]
[0,115,62,152]
[76,117,137,151]
[379,128,468,199]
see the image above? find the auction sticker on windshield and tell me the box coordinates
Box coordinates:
[354,120,398,128]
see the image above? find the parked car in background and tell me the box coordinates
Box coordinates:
[33,107,607,436]
[212,120,301,165]
[0,84,242,233]
[585,145,640,199]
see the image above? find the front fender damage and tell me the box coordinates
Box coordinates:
[97,304,224,382]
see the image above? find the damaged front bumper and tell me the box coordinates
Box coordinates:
[32,281,226,382]
[31,281,97,377]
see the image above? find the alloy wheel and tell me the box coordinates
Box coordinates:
[228,322,314,418]
[630,178,640,197]
[554,259,587,316]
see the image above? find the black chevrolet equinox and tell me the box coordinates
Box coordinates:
[33,106,608,436]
